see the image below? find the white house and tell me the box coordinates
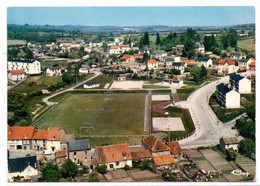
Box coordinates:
[90,40,103,47]
[238,58,251,70]
[162,79,183,86]
[32,129,48,152]
[46,65,62,76]
[119,45,130,53]
[79,68,89,74]
[96,143,132,170]
[8,59,41,75]
[142,135,171,156]
[46,127,65,153]
[195,58,213,67]
[84,46,92,53]
[216,83,240,108]
[151,50,167,62]
[230,51,246,60]
[217,59,238,75]
[172,62,187,74]
[83,81,100,89]
[229,73,251,93]
[8,156,38,182]
[8,69,25,81]
[195,43,205,54]
[147,59,158,70]
[109,46,120,54]
[219,137,240,153]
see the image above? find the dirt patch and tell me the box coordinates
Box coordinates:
[103,98,114,101]
[26,76,40,82]
[31,104,43,115]
[130,170,160,181]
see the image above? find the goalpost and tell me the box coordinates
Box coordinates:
[80,124,95,133]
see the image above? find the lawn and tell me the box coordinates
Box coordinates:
[36,93,148,138]
[177,86,198,100]
[75,74,113,89]
[13,76,61,93]
[142,85,170,89]
[41,59,69,68]
[151,104,195,141]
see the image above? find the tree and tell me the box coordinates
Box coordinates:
[88,172,99,182]
[61,159,78,178]
[142,52,149,62]
[139,37,144,49]
[41,162,61,182]
[143,31,150,45]
[200,65,207,79]
[140,159,151,170]
[97,165,107,174]
[62,72,75,84]
[156,32,160,45]
[239,139,255,157]
[190,66,202,83]
[8,91,28,118]
[226,150,237,161]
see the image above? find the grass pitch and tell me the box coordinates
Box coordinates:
[36,93,147,137]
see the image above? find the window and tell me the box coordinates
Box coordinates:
[74,152,77,156]
[116,162,119,166]
[110,164,114,169]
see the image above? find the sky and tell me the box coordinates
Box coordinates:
[7,6,255,26]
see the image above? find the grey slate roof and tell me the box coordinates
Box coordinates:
[229,73,244,81]
[172,62,185,67]
[84,81,99,86]
[8,156,37,173]
[216,83,232,94]
[239,58,249,63]
[68,139,91,152]
[61,134,75,143]
[8,59,36,63]
[196,58,210,62]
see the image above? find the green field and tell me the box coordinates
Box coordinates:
[36,93,147,137]
[238,38,255,51]
[75,74,113,89]
[142,85,170,89]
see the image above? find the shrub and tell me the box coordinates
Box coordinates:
[88,172,99,182]
[97,165,107,174]
[124,165,130,170]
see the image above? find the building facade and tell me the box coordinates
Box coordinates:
[8,59,41,74]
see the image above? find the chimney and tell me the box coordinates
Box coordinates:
[122,152,127,160]
[25,134,28,139]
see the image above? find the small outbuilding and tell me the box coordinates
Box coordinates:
[83,81,100,89]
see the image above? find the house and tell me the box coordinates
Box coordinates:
[46,65,62,76]
[79,68,89,74]
[67,139,92,167]
[8,126,35,151]
[195,58,213,67]
[109,46,120,54]
[165,56,181,67]
[8,59,41,74]
[83,81,100,89]
[230,51,246,60]
[229,73,251,93]
[194,43,205,54]
[172,45,184,55]
[151,50,167,61]
[130,150,151,162]
[96,143,132,170]
[237,58,251,70]
[84,46,92,53]
[60,133,75,151]
[32,129,48,152]
[55,150,67,166]
[162,79,183,86]
[118,74,127,81]
[147,59,158,70]
[217,59,238,75]
[166,141,182,157]
[219,137,240,153]
[8,156,38,182]
[216,83,240,108]
[119,45,130,53]
[142,135,171,156]
[249,61,255,71]
[134,53,144,60]
[8,69,25,81]
[120,55,135,63]
[181,59,200,66]
[90,40,103,47]
[94,46,104,53]
[46,127,65,153]
[172,62,187,74]
[152,154,176,170]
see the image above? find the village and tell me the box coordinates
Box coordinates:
[6,8,256,183]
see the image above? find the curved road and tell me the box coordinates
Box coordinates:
[176,76,243,148]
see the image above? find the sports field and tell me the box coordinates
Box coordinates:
[36,93,147,137]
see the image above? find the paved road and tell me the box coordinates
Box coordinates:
[176,76,243,148]
[42,72,101,106]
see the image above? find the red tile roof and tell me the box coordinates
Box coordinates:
[57,40,73,43]
[86,47,92,49]
[218,59,235,65]
[131,150,151,160]
[148,59,157,64]
[32,130,48,140]
[249,61,255,66]
[182,59,199,65]
[55,150,67,158]
[8,126,35,140]
[134,53,144,58]
[47,127,62,141]
[166,141,182,155]
[9,69,25,75]
[120,54,133,60]
[96,143,132,164]
[142,135,170,152]
[119,45,130,48]
[110,46,119,49]
[152,154,176,166]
